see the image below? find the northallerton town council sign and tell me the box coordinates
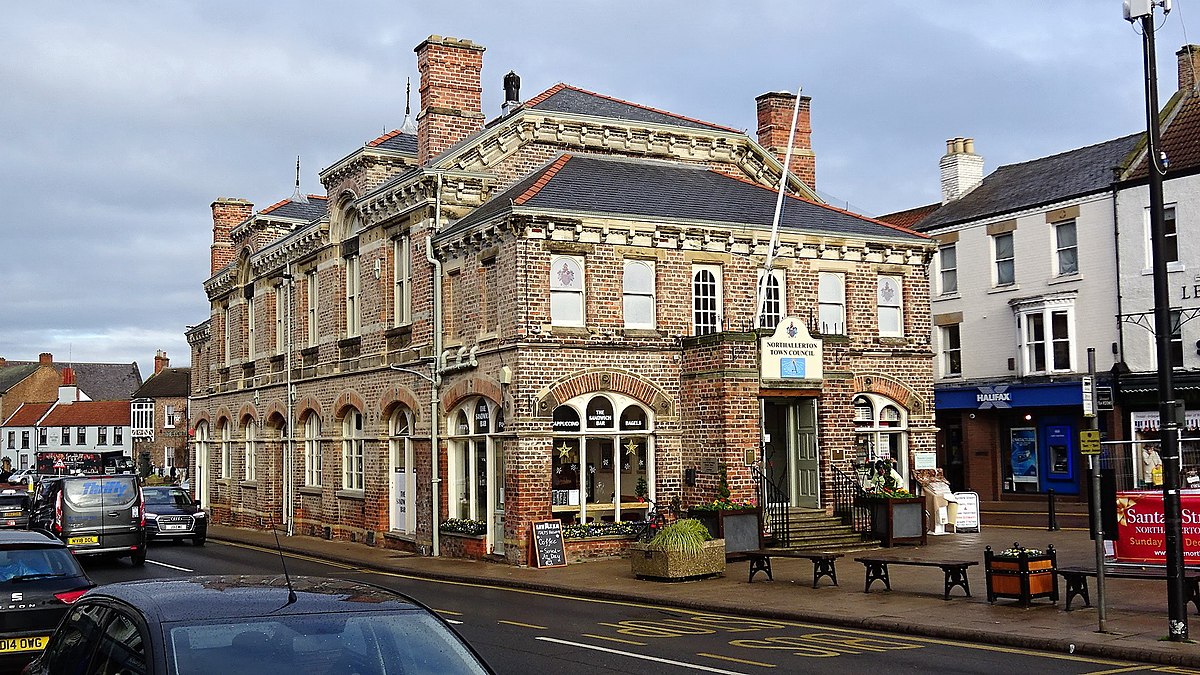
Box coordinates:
[760,317,823,381]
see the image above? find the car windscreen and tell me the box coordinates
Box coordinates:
[0,495,28,509]
[62,478,137,508]
[144,488,192,507]
[167,611,488,675]
[0,546,86,583]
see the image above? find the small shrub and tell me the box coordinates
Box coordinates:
[647,518,712,556]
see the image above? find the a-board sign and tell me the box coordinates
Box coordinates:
[953,491,980,532]
[531,520,567,568]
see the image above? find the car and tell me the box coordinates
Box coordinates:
[23,575,494,674]
[0,530,94,671]
[0,489,31,529]
[28,475,147,566]
[143,485,207,546]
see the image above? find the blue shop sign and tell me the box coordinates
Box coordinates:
[935,382,1084,411]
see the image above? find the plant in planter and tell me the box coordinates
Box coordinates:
[985,542,1058,605]
[629,518,726,581]
[440,518,487,536]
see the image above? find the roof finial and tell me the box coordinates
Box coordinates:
[401,77,417,135]
[290,156,308,204]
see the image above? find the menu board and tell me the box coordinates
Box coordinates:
[953,491,980,532]
[531,520,566,568]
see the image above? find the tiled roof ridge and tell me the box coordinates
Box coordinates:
[367,129,415,148]
[260,195,328,215]
[995,133,1141,173]
[42,400,131,425]
[527,83,741,134]
[711,170,929,238]
[514,154,574,205]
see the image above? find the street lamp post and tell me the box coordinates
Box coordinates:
[1125,0,1189,641]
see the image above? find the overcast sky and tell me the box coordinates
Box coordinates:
[0,1,1190,369]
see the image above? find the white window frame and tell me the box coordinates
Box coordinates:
[756,269,787,329]
[691,264,723,336]
[219,422,232,479]
[342,410,365,492]
[304,415,322,487]
[97,427,107,446]
[818,272,846,335]
[244,421,257,481]
[1014,296,1076,375]
[245,294,256,360]
[941,324,962,377]
[1054,220,1078,277]
[1145,204,1180,268]
[223,305,232,367]
[939,244,958,295]
[131,401,153,439]
[622,259,656,330]
[345,255,361,337]
[993,231,1015,286]
[389,409,415,533]
[306,271,319,347]
[114,427,122,446]
[877,275,904,337]
[394,236,412,327]
[275,286,286,354]
[550,255,585,327]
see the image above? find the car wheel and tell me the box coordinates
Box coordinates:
[130,546,147,567]
[192,535,206,547]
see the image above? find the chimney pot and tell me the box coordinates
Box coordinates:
[964,138,975,154]
[38,353,53,366]
[939,136,984,204]
[154,351,169,375]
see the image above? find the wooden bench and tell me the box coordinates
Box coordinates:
[1056,566,1200,612]
[726,550,843,587]
[854,556,978,600]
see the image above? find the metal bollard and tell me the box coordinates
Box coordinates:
[1047,489,1060,531]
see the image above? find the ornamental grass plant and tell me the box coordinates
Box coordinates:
[646,518,713,556]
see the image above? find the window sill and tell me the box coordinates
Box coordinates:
[239,480,258,489]
[551,326,591,338]
[297,485,322,496]
[935,292,961,301]
[336,489,365,500]
[384,531,418,544]
[337,336,362,350]
[988,284,1019,295]
[1142,263,1185,275]
[1048,273,1081,286]
[621,328,661,338]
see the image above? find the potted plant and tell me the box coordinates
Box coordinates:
[985,543,1058,605]
[688,466,759,540]
[629,518,726,581]
[857,486,925,547]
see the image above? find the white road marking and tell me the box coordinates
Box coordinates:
[146,559,193,572]
[535,636,747,674]
[445,619,464,625]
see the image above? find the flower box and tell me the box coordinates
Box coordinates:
[857,496,926,547]
[985,544,1058,604]
[629,539,726,581]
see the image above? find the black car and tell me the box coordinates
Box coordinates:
[24,575,493,674]
[0,490,31,529]
[0,530,94,671]
[142,486,207,546]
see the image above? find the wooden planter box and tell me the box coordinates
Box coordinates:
[985,545,1058,604]
[629,539,726,581]
[859,497,927,547]
[687,509,762,552]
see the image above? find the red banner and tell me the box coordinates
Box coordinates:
[1115,490,1200,564]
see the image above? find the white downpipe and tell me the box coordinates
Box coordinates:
[754,86,803,328]
[284,262,295,536]
[425,173,444,556]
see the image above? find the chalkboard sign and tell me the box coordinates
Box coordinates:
[531,520,567,568]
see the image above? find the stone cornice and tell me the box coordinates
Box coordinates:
[319,146,415,188]
[186,320,212,345]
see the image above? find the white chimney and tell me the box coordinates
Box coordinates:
[939,137,984,204]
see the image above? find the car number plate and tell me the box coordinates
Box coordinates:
[67,536,99,545]
[3,511,21,517]
[0,636,48,653]
[163,524,187,531]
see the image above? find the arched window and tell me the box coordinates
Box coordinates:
[623,260,655,329]
[389,408,414,533]
[342,410,365,492]
[219,421,232,479]
[447,398,497,522]
[304,415,322,487]
[853,393,910,486]
[243,419,257,482]
[550,256,585,326]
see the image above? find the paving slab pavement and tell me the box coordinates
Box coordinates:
[207,524,1200,667]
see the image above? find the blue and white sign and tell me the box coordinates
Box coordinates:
[935,381,1086,410]
[760,318,823,381]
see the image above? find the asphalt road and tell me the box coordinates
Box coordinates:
[79,540,1171,674]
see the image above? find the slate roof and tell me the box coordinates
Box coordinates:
[915,134,1142,231]
[0,365,38,394]
[368,129,418,155]
[2,402,53,427]
[525,84,740,134]
[1127,92,1200,180]
[132,368,190,399]
[259,196,328,222]
[41,400,130,426]
[445,154,925,243]
[1,360,142,402]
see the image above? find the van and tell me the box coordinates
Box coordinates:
[30,475,146,566]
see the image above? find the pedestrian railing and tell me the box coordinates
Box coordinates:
[832,463,871,534]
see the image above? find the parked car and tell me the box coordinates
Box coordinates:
[23,575,493,674]
[0,489,31,529]
[0,529,94,671]
[29,475,146,566]
[143,485,207,546]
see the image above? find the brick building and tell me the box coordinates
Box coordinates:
[188,35,936,564]
[131,351,191,476]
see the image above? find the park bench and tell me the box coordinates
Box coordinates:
[854,555,978,600]
[1056,566,1200,612]
[725,550,842,587]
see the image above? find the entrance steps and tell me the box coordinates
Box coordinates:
[769,508,880,553]
[978,498,1091,530]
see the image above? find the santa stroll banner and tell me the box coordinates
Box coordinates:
[1114,490,1200,564]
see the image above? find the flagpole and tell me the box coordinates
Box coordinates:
[755,86,804,329]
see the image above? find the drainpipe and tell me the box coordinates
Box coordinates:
[284,262,295,536]
[425,172,444,556]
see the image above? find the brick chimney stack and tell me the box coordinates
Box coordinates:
[154,350,169,375]
[210,198,253,275]
[755,91,816,190]
[939,137,984,204]
[38,353,53,366]
[415,35,486,164]
[61,368,75,386]
[1178,44,1200,92]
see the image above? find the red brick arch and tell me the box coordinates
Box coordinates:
[441,376,503,413]
[213,406,234,428]
[332,389,367,422]
[537,369,674,416]
[190,410,212,428]
[295,396,324,424]
[236,402,258,426]
[379,386,422,424]
[853,373,928,417]
[263,400,288,428]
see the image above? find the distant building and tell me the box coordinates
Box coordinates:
[131,351,190,475]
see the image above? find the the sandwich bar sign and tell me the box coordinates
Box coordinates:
[760,317,823,381]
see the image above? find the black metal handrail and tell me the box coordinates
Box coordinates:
[752,465,792,547]
[832,463,871,534]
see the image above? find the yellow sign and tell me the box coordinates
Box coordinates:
[1080,430,1102,455]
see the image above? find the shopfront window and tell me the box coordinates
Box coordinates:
[551,394,653,525]
[853,394,909,488]
[447,398,498,522]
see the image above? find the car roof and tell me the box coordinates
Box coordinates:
[0,529,63,547]
[89,575,429,623]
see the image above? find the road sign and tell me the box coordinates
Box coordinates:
[1080,429,1102,455]
[1096,386,1114,411]
[1082,376,1094,417]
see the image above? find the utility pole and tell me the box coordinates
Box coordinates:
[1087,348,1107,633]
[1124,0,1189,641]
